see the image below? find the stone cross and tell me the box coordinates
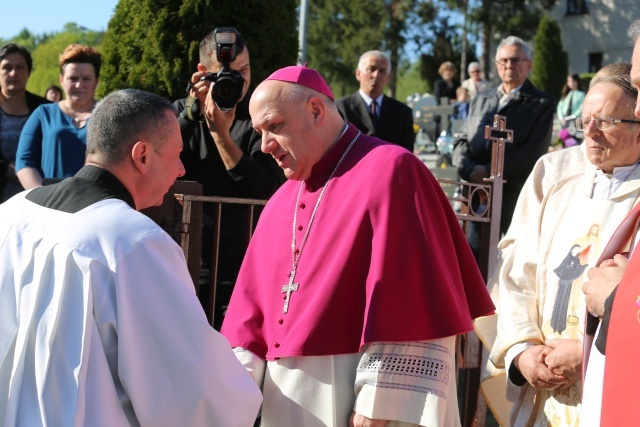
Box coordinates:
[412,96,455,134]
[435,97,455,132]
[281,271,299,313]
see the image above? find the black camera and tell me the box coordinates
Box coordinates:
[203,27,245,111]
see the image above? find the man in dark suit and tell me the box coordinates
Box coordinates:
[336,50,415,152]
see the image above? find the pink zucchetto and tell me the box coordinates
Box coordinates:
[265,63,334,101]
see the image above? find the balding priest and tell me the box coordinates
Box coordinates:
[221,64,495,427]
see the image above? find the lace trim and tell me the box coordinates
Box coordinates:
[356,343,450,398]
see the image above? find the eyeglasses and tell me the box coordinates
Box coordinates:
[495,57,530,67]
[469,70,480,74]
[574,115,640,131]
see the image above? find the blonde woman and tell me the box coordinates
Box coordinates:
[434,61,459,104]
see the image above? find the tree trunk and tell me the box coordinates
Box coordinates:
[460,0,469,81]
[386,0,404,98]
[481,0,493,81]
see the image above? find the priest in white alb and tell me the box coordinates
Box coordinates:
[489,63,640,426]
[220,64,495,427]
[0,89,262,427]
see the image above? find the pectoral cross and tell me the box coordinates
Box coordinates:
[281,270,299,313]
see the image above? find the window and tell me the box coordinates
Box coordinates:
[566,0,588,15]
[588,53,602,73]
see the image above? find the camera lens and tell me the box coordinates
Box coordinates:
[216,79,237,99]
[211,69,245,111]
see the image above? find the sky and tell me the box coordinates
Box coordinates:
[1,0,120,40]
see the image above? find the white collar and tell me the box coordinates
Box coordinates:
[359,90,384,106]
[594,162,640,182]
[593,162,640,200]
[497,83,524,97]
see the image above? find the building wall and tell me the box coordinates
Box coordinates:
[549,0,637,74]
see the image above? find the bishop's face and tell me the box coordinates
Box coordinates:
[251,81,326,181]
[582,82,640,174]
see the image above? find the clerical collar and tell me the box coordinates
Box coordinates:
[306,124,359,190]
[26,165,136,213]
[593,162,640,200]
[595,162,640,180]
[358,89,384,108]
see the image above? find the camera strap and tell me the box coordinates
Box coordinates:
[181,96,201,122]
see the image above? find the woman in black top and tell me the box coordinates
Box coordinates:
[434,61,459,104]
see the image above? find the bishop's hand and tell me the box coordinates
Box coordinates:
[350,412,388,427]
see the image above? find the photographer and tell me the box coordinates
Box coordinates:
[174,28,284,329]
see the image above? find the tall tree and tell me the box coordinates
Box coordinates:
[419,14,477,91]
[99,0,298,99]
[3,29,44,53]
[307,0,438,99]
[306,0,387,98]
[530,14,567,101]
[382,0,437,96]
[469,0,557,79]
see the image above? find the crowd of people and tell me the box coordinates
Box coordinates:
[1,17,640,427]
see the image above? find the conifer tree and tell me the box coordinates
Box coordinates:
[530,14,567,101]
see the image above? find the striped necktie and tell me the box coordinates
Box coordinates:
[369,100,379,127]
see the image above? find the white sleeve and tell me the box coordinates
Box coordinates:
[354,338,459,427]
[233,347,266,388]
[504,342,535,401]
[112,233,262,427]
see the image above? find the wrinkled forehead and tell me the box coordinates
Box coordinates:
[360,54,389,69]
[250,81,286,125]
[584,82,634,115]
[497,44,526,59]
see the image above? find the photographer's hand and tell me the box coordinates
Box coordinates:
[189,64,213,113]
[203,88,243,170]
